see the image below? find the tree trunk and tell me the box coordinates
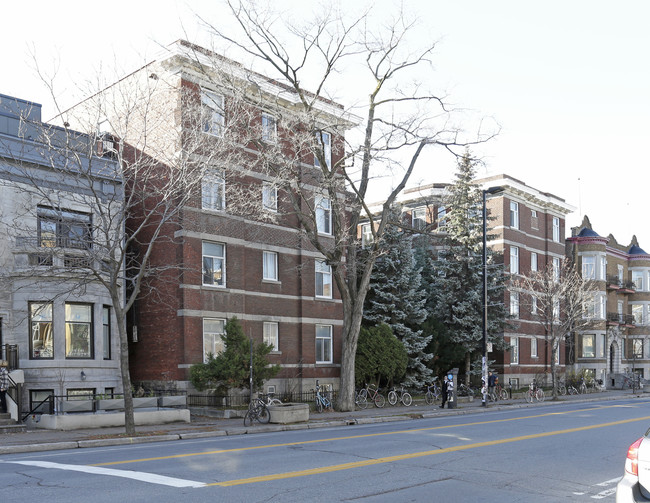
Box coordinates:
[337,299,365,412]
[115,308,135,435]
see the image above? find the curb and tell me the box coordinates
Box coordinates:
[0,393,640,455]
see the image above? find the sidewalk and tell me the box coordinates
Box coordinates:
[0,389,643,455]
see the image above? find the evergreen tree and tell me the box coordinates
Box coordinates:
[363,207,432,388]
[355,324,408,387]
[429,151,508,382]
[190,317,280,393]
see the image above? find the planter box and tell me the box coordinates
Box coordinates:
[158,395,187,408]
[98,399,125,411]
[133,397,158,409]
[268,403,309,424]
[60,400,94,413]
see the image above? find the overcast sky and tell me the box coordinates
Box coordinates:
[2,1,649,248]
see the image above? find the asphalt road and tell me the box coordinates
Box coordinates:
[2,396,648,502]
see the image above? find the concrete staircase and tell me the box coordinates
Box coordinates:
[0,412,26,434]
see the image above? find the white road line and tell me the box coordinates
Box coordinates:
[591,488,617,499]
[595,477,621,487]
[4,460,206,488]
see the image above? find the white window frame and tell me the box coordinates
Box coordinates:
[202,318,225,362]
[553,257,561,282]
[600,256,607,281]
[531,337,538,358]
[263,251,278,281]
[510,201,519,229]
[361,223,373,246]
[618,264,624,285]
[510,291,520,318]
[531,295,538,314]
[202,241,226,287]
[202,171,225,211]
[315,196,332,235]
[510,337,519,364]
[263,322,279,352]
[581,334,596,358]
[582,256,595,280]
[531,209,538,229]
[314,131,332,168]
[315,324,333,363]
[531,252,538,272]
[262,183,277,212]
[437,205,446,227]
[412,207,427,231]
[510,246,519,275]
[632,270,644,291]
[552,216,560,242]
[633,304,643,324]
[315,259,332,299]
[261,112,277,143]
[201,90,225,136]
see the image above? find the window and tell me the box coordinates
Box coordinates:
[531,209,538,229]
[510,292,520,317]
[202,171,225,211]
[38,206,92,250]
[314,131,331,168]
[581,334,596,358]
[633,304,643,324]
[263,322,279,351]
[437,205,446,227]
[30,302,53,359]
[618,265,624,285]
[315,260,332,298]
[598,296,607,319]
[30,389,54,415]
[263,251,278,281]
[412,207,427,231]
[261,112,277,142]
[582,256,595,279]
[553,257,561,281]
[315,196,332,235]
[600,256,607,280]
[531,252,538,272]
[510,337,519,364]
[510,246,519,275]
[203,318,225,362]
[262,183,277,211]
[361,224,373,246]
[633,271,644,291]
[531,337,538,358]
[202,241,225,287]
[552,216,560,242]
[67,388,95,399]
[510,201,519,229]
[553,298,560,319]
[315,325,332,363]
[633,339,644,359]
[65,303,93,359]
[531,295,538,314]
[202,90,224,136]
[102,306,111,360]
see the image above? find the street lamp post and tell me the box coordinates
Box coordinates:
[482,186,504,407]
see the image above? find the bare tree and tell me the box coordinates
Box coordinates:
[0,63,236,434]
[194,1,498,410]
[512,258,598,400]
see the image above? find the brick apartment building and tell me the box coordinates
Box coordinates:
[566,217,650,387]
[68,40,351,397]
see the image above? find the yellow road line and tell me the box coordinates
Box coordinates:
[208,415,650,487]
[93,403,642,467]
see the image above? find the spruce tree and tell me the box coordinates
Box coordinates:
[429,151,507,382]
[363,207,432,388]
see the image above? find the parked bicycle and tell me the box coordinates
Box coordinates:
[262,392,282,406]
[457,383,475,398]
[358,383,386,408]
[355,388,368,409]
[494,383,509,401]
[557,381,567,396]
[578,377,588,395]
[387,386,412,406]
[243,396,271,426]
[424,378,442,405]
[314,380,332,413]
[525,380,545,403]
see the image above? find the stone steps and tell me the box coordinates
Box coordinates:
[0,412,26,433]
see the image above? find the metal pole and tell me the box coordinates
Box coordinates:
[482,189,488,407]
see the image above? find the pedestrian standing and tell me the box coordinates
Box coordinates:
[440,375,448,408]
[0,360,9,414]
[488,371,497,396]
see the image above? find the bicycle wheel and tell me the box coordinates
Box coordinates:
[270,398,282,405]
[525,390,534,403]
[500,389,509,400]
[316,398,323,413]
[387,390,398,406]
[356,394,368,409]
[425,391,435,405]
[374,393,385,408]
[359,388,368,400]
[401,392,412,406]
[558,384,566,396]
[568,386,577,395]
[536,389,545,402]
[257,404,270,423]
[243,410,253,427]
